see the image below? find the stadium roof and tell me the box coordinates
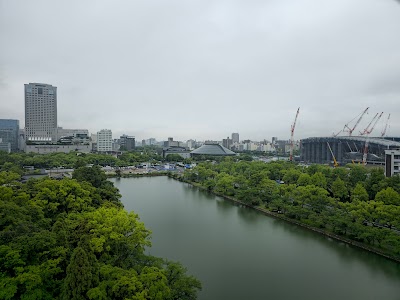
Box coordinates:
[302,136,400,148]
[190,143,236,156]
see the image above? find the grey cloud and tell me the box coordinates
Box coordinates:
[1,0,400,141]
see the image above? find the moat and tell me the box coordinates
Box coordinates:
[111,176,400,300]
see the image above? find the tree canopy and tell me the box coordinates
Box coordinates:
[0,166,201,299]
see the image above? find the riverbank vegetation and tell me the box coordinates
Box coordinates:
[183,159,400,260]
[0,166,201,299]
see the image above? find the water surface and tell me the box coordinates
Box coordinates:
[111,176,400,300]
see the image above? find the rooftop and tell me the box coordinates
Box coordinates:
[191,143,236,156]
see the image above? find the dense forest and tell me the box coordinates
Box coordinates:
[0,165,201,299]
[183,159,400,260]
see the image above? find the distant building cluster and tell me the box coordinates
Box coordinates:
[1,82,398,178]
[0,83,137,154]
[222,132,299,154]
[0,83,299,156]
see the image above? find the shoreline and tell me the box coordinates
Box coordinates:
[175,177,400,264]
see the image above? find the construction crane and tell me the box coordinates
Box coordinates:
[327,142,339,167]
[343,107,369,136]
[289,107,300,162]
[332,129,342,137]
[381,113,391,137]
[360,113,378,135]
[362,112,384,165]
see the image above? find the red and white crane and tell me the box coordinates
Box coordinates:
[343,107,369,136]
[381,113,391,137]
[289,107,300,162]
[360,113,378,136]
[362,112,384,165]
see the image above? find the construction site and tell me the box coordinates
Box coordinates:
[288,107,400,166]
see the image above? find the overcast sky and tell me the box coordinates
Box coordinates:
[1,0,399,142]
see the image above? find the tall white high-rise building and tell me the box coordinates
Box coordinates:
[25,83,57,143]
[97,129,112,152]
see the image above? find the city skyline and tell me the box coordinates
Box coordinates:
[1,0,400,141]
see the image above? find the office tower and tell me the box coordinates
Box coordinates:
[223,137,232,149]
[97,129,112,152]
[232,132,239,144]
[120,134,135,151]
[147,138,156,145]
[0,119,19,151]
[25,83,57,143]
[186,139,196,150]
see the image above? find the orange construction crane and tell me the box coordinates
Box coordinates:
[327,142,339,167]
[289,107,300,162]
[362,112,383,165]
[343,107,369,136]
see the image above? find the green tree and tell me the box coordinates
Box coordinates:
[74,158,87,169]
[374,187,400,206]
[73,166,107,189]
[331,167,349,182]
[297,173,311,186]
[348,165,367,187]
[73,166,121,205]
[62,247,94,300]
[381,175,400,194]
[282,169,302,184]
[310,172,327,189]
[214,173,235,196]
[365,168,385,199]
[331,177,348,200]
[164,261,202,300]
[165,154,184,162]
[1,162,23,175]
[350,183,369,202]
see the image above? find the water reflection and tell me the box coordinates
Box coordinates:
[236,206,259,225]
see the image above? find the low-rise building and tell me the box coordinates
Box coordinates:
[163,146,191,159]
[57,128,89,140]
[25,144,91,154]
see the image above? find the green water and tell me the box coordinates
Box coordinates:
[111,176,400,300]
